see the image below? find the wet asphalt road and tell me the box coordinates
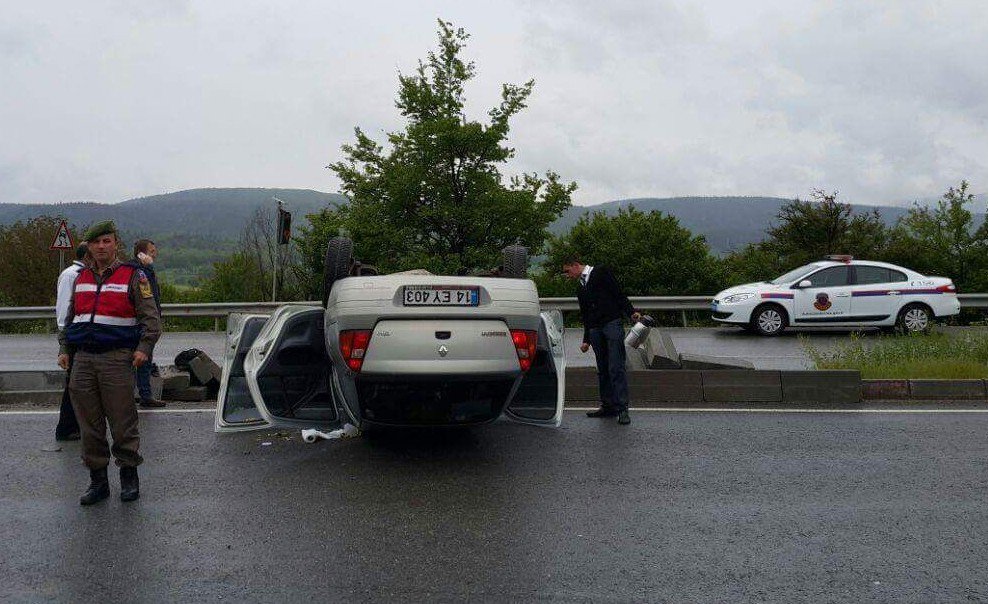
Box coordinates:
[6,326,985,372]
[3,409,988,602]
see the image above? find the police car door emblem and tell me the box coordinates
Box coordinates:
[438,345,449,357]
[814,292,832,311]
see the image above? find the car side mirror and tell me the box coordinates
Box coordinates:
[796,279,812,289]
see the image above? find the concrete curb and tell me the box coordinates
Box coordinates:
[4,368,988,406]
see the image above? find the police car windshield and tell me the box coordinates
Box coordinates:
[770,264,820,285]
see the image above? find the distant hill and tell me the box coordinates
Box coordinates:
[2,188,983,283]
[0,188,346,240]
[550,196,928,253]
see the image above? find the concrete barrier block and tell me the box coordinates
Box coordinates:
[782,370,861,404]
[0,370,66,391]
[0,390,63,405]
[625,343,648,371]
[159,367,191,393]
[188,354,222,387]
[640,329,681,369]
[165,386,208,402]
[679,353,754,371]
[702,370,782,402]
[909,379,987,400]
[862,380,910,400]
[564,368,599,403]
[628,370,702,403]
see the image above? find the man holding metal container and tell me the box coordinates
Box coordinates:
[563,256,640,425]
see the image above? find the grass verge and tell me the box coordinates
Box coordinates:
[803,331,988,379]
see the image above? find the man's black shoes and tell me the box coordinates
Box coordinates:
[80,468,110,506]
[120,466,140,502]
[586,407,619,418]
[617,411,631,425]
[56,431,80,442]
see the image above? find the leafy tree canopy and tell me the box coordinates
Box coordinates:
[323,20,575,277]
[537,207,723,297]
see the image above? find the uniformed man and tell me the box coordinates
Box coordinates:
[57,220,161,505]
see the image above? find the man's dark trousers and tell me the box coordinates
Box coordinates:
[55,354,80,439]
[587,318,629,412]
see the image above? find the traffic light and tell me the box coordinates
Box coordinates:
[277,207,292,245]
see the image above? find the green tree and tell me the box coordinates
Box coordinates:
[764,190,889,266]
[721,190,890,285]
[292,206,347,299]
[198,206,302,302]
[885,180,988,291]
[537,207,723,297]
[323,20,575,276]
[0,216,79,306]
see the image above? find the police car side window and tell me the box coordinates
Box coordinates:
[855,266,891,285]
[889,270,907,282]
[807,266,849,287]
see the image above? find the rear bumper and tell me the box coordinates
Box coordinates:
[353,374,518,426]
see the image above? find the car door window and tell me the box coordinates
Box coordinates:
[889,269,907,283]
[855,266,892,285]
[805,266,849,288]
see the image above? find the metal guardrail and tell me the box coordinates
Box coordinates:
[3,294,988,321]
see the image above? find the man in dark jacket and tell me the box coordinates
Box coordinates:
[563,256,640,425]
[128,239,165,408]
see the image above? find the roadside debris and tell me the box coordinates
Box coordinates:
[302,423,360,443]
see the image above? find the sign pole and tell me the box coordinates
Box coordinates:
[272,199,282,302]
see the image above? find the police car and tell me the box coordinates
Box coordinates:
[214,239,565,432]
[711,256,959,336]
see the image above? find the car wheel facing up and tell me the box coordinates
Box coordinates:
[897,303,932,334]
[323,237,355,307]
[751,304,787,336]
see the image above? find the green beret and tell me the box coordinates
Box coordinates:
[84,220,117,242]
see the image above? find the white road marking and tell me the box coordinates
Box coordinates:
[2,407,988,416]
[0,408,215,415]
[569,407,988,413]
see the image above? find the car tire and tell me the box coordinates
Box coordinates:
[501,245,528,278]
[896,303,932,334]
[323,236,354,307]
[750,304,787,336]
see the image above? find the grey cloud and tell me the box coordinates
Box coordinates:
[0,1,985,207]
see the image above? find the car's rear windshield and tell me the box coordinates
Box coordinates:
[770,263,822,285]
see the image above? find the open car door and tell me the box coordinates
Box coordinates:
[242,305,341,430]
[215,313,270,432]
[504,310,566,427]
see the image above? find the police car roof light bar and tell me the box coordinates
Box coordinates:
[825,254,853,263]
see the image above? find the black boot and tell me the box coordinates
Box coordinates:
[120,466,140,502]
[80,468,110,506]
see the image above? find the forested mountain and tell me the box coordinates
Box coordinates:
[2,188,982,283]
[0,188,345,240]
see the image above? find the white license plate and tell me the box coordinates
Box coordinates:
[403,286,479,307]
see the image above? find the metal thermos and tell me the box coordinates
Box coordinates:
[624,315,656,349]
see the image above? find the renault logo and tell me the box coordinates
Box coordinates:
[438,345,449,357]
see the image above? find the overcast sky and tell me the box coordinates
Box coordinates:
[2,0,986,207]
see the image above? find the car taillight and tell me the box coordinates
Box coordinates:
[937,283,957,293]
[510,329,538,372]
[339,330,372,372]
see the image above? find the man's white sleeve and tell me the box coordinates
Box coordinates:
[55,268,77,329]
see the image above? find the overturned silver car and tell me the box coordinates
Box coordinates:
[214,240,565,432]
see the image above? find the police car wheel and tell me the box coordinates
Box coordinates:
[897,304,932,334]
[751,304,787,336]
[323,237,354,307]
